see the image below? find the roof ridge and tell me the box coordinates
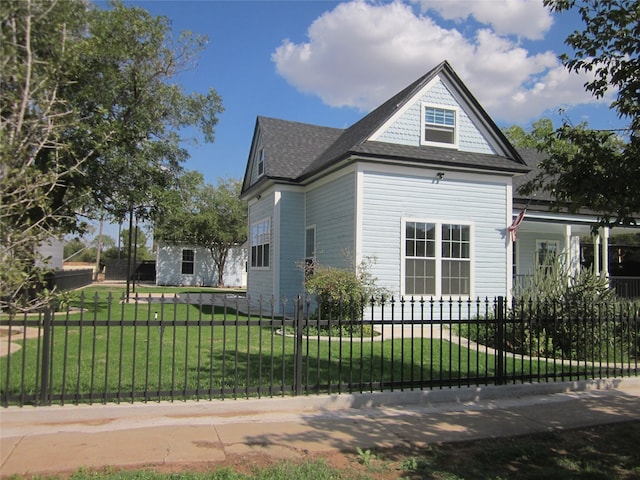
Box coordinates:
[299,61,450,179]
[257,115,343,131]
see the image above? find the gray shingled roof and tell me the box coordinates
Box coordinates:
[298,60,528,179]
[513,148,556,207]
[245,61,531,195]
[512,148,589,215]
[298,64,439,178]
[351,141,530,173]
[258,116,343,180]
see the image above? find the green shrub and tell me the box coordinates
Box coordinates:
[515,254,615,305]
[511,255,637,361]
[304,256,389,321]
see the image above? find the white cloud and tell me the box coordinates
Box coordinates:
[272,0,603,124]
[414,0,553,40]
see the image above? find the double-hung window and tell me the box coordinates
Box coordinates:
[422,104,457,146]
[250,219,270,268]
[181,249,195,275]
[405,222,437,296]
[403,220,471,297]
[441,224,471,295]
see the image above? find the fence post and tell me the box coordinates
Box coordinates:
[40,306,53,406]
[495,296,505,385]
[294,296,304,396]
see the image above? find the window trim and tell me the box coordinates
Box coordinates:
[181,248,195,275]
[257,148,265,177]
[305,225,316,276]
[420,103,459,148]
[401,218,473,298]
[250,218,271,269]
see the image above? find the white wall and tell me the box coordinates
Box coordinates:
[156,243,246,288]
[360,164,511,300]
[37,237,64,270]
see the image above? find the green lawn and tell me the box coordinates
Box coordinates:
[0,286,621,406]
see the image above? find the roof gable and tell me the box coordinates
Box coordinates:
[241,116,343,193]
[298,61,526,179]
[371,76,495,155]
[241,61,529,196]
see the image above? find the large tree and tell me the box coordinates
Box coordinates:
[1,0,223,311]
[69,1,223,224]
[156,176,247,287]
[503,118,556,150]
[519,0,640,227]
[1,0,91,311]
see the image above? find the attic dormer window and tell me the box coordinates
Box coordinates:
[257,148,265,177]
[422,105,457,147]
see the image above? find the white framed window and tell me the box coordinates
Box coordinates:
[257,148,265,177]
[441,223,471,295]
[421,104,458,147]
[181,249,195,275]
[403,220,472,297]
[250,218,270,268]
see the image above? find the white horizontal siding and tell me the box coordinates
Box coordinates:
[306,172,356,269]
[247,194,275,302]
[279,191,306,303]
[360,168,509,299]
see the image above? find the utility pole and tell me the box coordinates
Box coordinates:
[125,206,133,302]
[94,214,104,282]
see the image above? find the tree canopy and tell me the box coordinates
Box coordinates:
[155,176,247,287]
[1,0,223,310]
[518,1,640,228]
[503,119,556,151]
[71,1,223,224]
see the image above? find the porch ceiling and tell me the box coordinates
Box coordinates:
[517,221,593,236]
[518,220,640,237]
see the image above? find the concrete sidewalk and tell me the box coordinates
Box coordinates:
[2,378,640,478]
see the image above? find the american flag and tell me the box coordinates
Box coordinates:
[508,209,526,242]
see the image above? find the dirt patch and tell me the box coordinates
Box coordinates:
[0,327,22,338]
[0,326,40,357]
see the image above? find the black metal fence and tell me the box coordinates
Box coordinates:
[1,294,638,407]
[610,276,640,299]
[45,269,94,292]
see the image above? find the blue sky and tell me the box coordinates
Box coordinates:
[97,0,626,242]
[125,0,625,183]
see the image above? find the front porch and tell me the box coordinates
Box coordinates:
[511,211,640,299]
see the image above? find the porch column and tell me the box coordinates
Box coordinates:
[563,225,571,285]
[564,225,572,269]
[593,232,600,273]
[601,226,610,277]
